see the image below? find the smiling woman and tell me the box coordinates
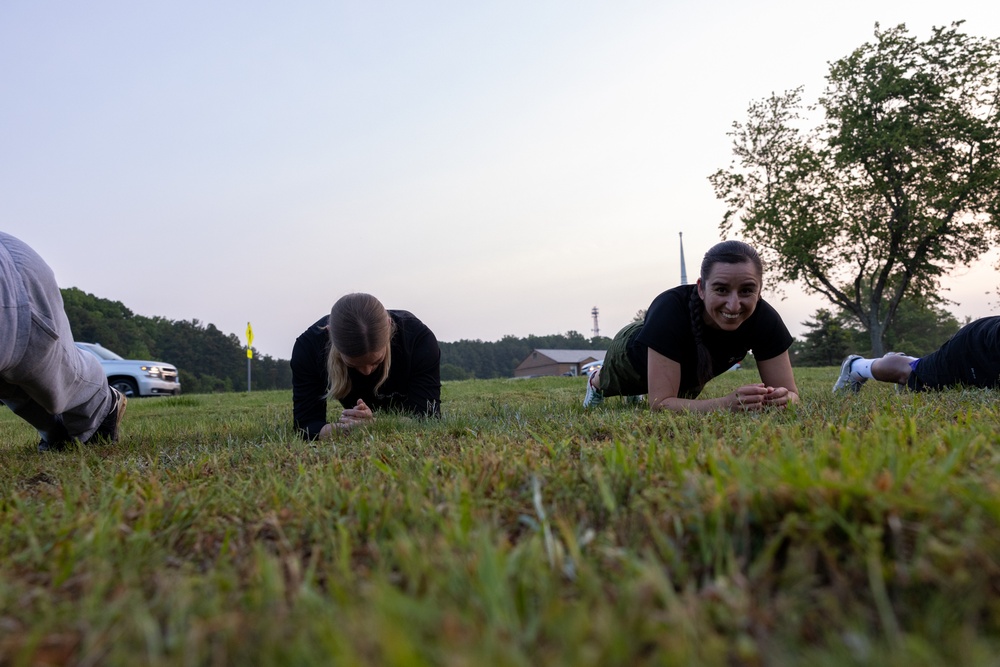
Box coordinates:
[583,240,799,413]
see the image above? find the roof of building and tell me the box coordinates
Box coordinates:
[528,349,607,364]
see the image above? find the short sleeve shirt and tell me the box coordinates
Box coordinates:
[628,285,793,397]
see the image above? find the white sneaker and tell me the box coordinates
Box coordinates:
[833,355,866,394]
[583,368,604,408]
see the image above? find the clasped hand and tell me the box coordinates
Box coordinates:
[731,383,791,411]
[334,399,375,430]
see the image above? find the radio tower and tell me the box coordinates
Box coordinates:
[679,232,688,284]
[591,306,600,338]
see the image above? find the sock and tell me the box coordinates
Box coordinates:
[852,358,875,380]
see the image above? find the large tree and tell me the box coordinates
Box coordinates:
[710,22,1000,355]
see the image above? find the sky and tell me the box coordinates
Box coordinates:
[2,1,999,359]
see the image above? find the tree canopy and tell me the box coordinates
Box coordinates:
[62,288,292,393]
[710,22,1000,355]
[61,287,608,387]
[793,297,961,366]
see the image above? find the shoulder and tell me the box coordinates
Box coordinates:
[644,285,695,325]
[293,316,330,352]
[301,315,330,338]
[388,311,440,360]
[637,285,696,350]
[750,298,785,325]
[742,297,793,358]
[291,316,331,375]
[389,310,435,337]
[647,285,693,313]
[389,309,419,325]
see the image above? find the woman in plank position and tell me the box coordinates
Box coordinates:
[584,240,799,412]
[292,293,441,440]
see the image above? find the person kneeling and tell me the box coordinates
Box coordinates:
[0,232,126,451]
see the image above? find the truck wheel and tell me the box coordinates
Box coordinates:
[111,378,139,398]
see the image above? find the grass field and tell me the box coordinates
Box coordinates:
[1,368,999,666]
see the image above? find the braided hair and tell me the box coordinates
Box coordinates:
[688,241,763,389]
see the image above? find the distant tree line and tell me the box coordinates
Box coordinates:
[62,288,292,393]
[64,287,971,386]
[62,288,620,389]
[439,331,612,380]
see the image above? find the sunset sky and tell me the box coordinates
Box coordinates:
[2,1,998,358]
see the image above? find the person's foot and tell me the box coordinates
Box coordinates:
[37,418,72,452]
[583,368,604,408]
[38,438,71,452]
[624,394,644,405]
[88,387,127,443]
[833,354,865,394]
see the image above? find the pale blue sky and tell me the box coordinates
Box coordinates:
[2,2,998,358]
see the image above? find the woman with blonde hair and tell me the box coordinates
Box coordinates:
[291,293,441,440]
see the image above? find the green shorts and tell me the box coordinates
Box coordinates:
[597,320,646,397]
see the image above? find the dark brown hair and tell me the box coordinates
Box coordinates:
[688,241,763,389]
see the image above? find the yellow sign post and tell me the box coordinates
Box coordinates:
[246,322,254,391]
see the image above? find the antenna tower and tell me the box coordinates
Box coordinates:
[591,307,600,338]
[679,232,688,284]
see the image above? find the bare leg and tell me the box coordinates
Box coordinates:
[871,354,918,384]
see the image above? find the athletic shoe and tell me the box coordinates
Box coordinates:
[583,368,604,408]
[38,438,71,453]
[37,418,72,452]
[624,394,644,405]
[89,387,128,443]
[833,354,865,394]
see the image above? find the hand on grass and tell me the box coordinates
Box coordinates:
[337,399,374,428]
[318,400,376,438]
[730,384,785,411]
[761,386,797,408]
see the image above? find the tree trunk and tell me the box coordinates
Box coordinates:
[868,319,886,357]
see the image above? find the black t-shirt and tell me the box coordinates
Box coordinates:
[628,285,793,397]
[291,309,441,440]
